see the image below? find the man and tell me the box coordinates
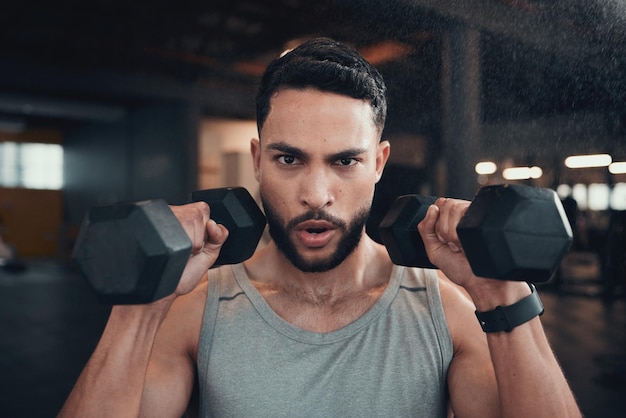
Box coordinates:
[60,38,581,417]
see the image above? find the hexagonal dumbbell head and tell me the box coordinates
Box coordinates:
[72,199,193,304]
[191,187,266,266]
[378,194,438,268]
[457,184,573,282]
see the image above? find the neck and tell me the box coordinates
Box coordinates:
[245,233,391,306]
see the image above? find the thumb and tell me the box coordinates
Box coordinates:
[418,204,440,244]
[200,220,229,257]
[176,221,229,296]
[418,205,449,259]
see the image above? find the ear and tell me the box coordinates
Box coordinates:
[250,138,261,182]
[375,140,391,183]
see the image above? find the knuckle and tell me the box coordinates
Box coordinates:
[187,201,209,217]
[193,200,210,212]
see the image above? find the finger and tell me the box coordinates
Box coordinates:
[447,240,462,253]
[418,204,445,249]
[447,202,468,252]
[422,201,461,254]
[176,221,228,296]
[433,198,467,252]
[171,202,212,253]
[433,198,453,242]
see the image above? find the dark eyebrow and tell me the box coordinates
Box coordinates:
[266,142,308,159]
[328,148,368,162]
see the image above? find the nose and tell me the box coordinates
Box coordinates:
[299,168,334,210]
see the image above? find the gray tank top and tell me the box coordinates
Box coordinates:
[197,264,453,417]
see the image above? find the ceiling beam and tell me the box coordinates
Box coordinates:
[0,93,126,123]
[404,0,607,60]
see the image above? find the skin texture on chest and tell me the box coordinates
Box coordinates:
[251,275,390,333]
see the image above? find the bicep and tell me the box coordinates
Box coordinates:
[438,274,500,418]
[140,284,207,417]
[447,342,500,418]
[140,352,196,418]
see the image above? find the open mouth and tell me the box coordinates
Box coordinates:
[298,220,335,234]
[295,220,337,247]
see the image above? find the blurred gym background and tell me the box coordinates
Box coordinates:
[0,1,624,417]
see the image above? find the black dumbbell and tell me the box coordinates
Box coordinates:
[378,184,573,282]
[72,187,266,304]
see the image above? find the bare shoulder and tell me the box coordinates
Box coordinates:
[437,271,474,317]
[436,271,486,352]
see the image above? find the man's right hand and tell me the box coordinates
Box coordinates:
[169,202,229,297]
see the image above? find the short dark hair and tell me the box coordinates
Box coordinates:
[255,37,387,135]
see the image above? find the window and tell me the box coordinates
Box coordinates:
[0,142,63,190]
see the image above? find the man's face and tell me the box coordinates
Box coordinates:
[251,88,390,272]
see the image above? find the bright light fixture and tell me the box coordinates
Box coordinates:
[588,183,610,211]
[502,166,543,180]
[564,154,612,168]
[556,184,572,199]
[609,162,626,174]
[475,161,497,175]
[611,183,626,210]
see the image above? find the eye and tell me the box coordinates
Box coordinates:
[277,155,298,165]
[336,157,358,166]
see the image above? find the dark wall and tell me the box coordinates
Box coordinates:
[64,100,198,226]
[63,119,128,223]
[127,101,197,204]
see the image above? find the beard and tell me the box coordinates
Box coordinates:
[262,198,370,273]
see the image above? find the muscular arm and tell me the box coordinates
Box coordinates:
[59,203,227,417]
[441,276,580,418]
[59,279,208,418]
[421,201,581,418]
[140,280,208,417]
[469,281,579,418]
[58,301,174,417]
[438,275,499,418]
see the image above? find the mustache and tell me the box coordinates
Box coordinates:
[286,210,346,230]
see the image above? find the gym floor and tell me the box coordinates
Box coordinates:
[0,259,624,418]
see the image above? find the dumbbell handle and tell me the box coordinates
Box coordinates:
[191,187,266,266]
[378,194,439,269]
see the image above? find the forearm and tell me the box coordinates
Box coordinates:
[485,319,580,418]
[470,282,580,418]
[58,299,173,418]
